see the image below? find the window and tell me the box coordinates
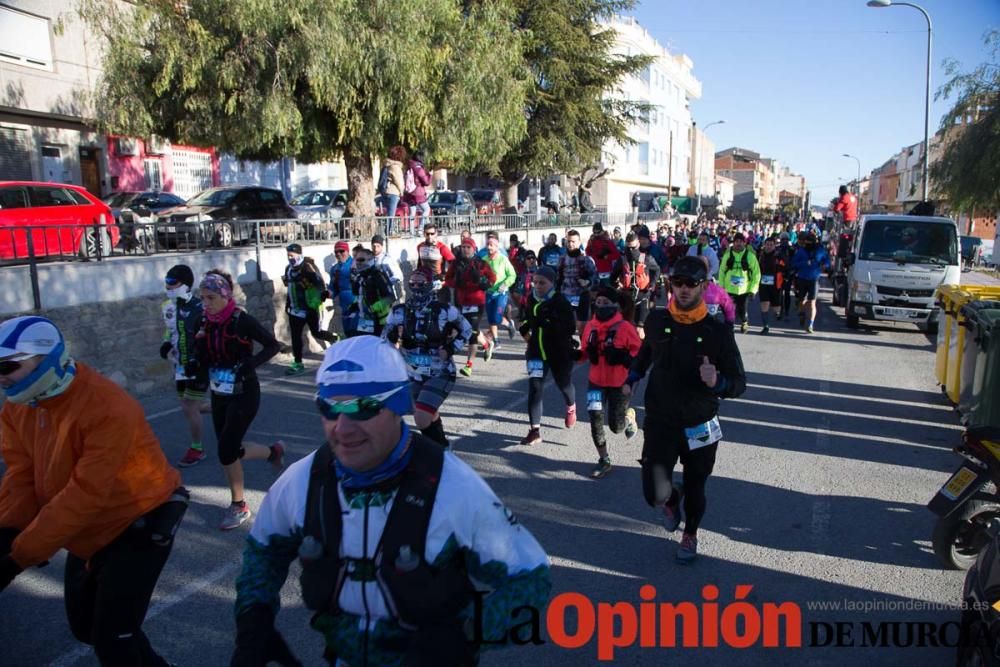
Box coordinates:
[258,189,282,204]
[0,186,28,209]
[29,186,87,207]
[641,66,651,86]
[638,143,649,175]
[0,7,52,70]
[144,160,163,191]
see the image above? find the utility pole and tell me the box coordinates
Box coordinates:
[667,130,673,201]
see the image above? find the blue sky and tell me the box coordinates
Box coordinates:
[631,0,999,205]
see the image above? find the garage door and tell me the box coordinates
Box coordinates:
[172,149,213,199]
[0,126,32,180]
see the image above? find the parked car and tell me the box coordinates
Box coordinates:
[374,196,410,219]
[0,181,119,260]
[428,190,475,220]
[961,235,984,270]
[104,191,187,255]
[469,189,504,215]
[153,186,296,248]
[290,189,346,240]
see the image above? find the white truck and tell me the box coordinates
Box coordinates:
[843,214,960,333]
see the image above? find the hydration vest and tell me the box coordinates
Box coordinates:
[585,321,629,366]
[400,301,451,351]
[299,437,474,629]
[620,253,651,291]
[725,249,751,273]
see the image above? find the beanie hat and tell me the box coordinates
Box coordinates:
[461,237,477,248]
[286,243,303,255]
[535,266,557,284]
[165,264,195,288]
[595,287,619,305]
[335,240,350,252]
[315,337,413,416]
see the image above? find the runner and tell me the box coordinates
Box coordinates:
[519,266,578,446]
[791,231,831,334]
[775,231,795,319]
[443,238,495,377]
[350,245,395,337]
[512,249,537,321]
[687,230,720,278]
[556,229,597,336]
[282,243,338,375]
[371,234,404,302]
[718,232,761,333]
[385,269,473,448]
[611,232,660,339]
[481,235,518,362]
[159,264,210,467]
[580,288,641,478]
[537,232,565,271]
[585,222,621,288]
[756,235,787,334]
[328,240,357,337]
[416,222,455,291]
[188,270,284,530]
[627,256,747,562]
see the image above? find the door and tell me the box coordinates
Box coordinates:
[41,145,67,183]
[28,185,89,256]
[79,148,101,197]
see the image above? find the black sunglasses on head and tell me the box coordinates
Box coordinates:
[0,359,23,375]
[670,277,703,288]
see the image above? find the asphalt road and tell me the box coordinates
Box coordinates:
[0,284,975,666]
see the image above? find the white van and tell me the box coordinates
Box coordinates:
[845,214,960,332]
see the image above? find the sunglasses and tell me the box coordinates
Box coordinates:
[335,249,347,254]
[0,359,23,375]
[316,395,386,421]
[670,277,703,288]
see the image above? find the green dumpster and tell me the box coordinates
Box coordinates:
[959,301,1000,419]
[967,309,1000,429]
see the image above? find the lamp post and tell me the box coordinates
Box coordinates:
[842,153,861,200]
[696,120,725,214]
[867,0,932,202]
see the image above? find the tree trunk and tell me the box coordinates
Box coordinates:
[343,146,375,218]
[502,180,521,213]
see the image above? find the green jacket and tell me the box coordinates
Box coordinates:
[483,252,517,294]
[718,247,761,296]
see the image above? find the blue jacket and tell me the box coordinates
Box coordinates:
[791,245,830,282]
[329,258,356,309]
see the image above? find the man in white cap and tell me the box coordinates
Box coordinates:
[0,316,185,666]
[232,336,551,667]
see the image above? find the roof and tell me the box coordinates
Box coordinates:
[0,181,90,190]
[860,214,956,225]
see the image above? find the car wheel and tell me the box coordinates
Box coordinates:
[214,223,234,248]
[79,225,111,259]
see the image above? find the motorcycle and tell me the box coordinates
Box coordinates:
[956,517,1000,666]
[928,426,1000,570]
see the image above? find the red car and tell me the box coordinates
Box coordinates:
[0,182,118,260]
[469,188,504,215]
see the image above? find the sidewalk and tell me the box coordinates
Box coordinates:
[963,269,1000,286]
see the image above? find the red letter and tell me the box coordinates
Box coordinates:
[763,602,803,647]
[720,586,761,649]
[701,584,720,648]
[659,602,700,647]
[639,584,657,647]
[597,602,638,661]
[547,593,596,649]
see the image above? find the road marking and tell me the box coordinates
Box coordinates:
[730,396,960,429]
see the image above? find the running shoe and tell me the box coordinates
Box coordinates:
[220,503,252,531]
[484,341,494,362]
[761,325,770,335]
[505,320,517,340]
[590,458,612,479]
[519,428,542,446]
[460,363,473,378]
[740,321,749,334]
[624,408,638,439]
[284,361,306,376]
[269,441,286,472]
[564,404,577,428]
[662,501,681,532]
[806,325,814,334]
[676,533,698,564]
[177,447,206,468]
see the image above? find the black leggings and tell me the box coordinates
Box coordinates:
[640,419,719,535]
[211,379,261,465]
[528,362,576,426]
[289,310,335,363]
[780,279,793,314]
[588,384,629,449]
[731,293,750,324]
[64,524,176,666]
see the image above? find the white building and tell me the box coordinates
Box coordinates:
[592,16,702,213]
[715,175,736,210]
[775,166,807,207]
[689,125,716,205]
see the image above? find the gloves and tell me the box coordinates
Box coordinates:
[402,621,476,667]
[0,555,22,594]
[159,341,173,360]
[183,359,200,378]
[231,605,303,667]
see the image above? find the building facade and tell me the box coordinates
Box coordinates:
[689,124,716,206]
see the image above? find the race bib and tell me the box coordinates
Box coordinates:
[684,416,723,451]
[289,308,308,319]
[545,255,560,267]
[526,359,545,378]
[209,367,237,395]
[707,303,721,315]
[568,295,581,308]
[729,275,745,287]
[174,363,193,381]
[598,272,611,280]
[586,389,603,412]
[462,305,479,314]
[407,352,433,376]
[760,275,775,286]
[358,318,375,333]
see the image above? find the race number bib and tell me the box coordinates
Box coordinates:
[526,359,545,378]
[707,303,721,315]
[545,255,560,267]
[209,367,237,395]
[461,305,479,314]
[598,272,611,280]
[358,318,375,333]
[174,364,194,382]
[407,352,433,377]
[729,275,745,287]
[684,416,723,451]
[568,295,581,308]
[760,275,775,286]
[586,389,603,412]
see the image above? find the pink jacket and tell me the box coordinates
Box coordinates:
[704,282,736,323]
[403,160,432,205]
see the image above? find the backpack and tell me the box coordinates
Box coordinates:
[404,168,417,195]
[586,321,631,367]
[620,254,651,291]
[377,166,390,195]
[725,249,751,274]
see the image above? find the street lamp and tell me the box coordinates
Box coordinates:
[697,119,725,214]
[867,0,932,202]
[842,153,861,198]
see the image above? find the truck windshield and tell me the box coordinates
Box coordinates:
[858,220,958,266]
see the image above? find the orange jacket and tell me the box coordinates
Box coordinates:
[580,313,642,388]
[0,363,180,567]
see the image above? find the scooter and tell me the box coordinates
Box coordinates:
[928,426,1000,570]
[956,516,1000,666]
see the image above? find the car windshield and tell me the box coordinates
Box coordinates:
[858,219,958,266]
[188,189,238,207]
[470,190,495,202]
[291,191,332,206]
[103,192,138,207]
[430,192,456,205]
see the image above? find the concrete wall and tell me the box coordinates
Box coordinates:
[0,223,581,397]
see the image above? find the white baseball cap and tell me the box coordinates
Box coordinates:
[0,316,64,360]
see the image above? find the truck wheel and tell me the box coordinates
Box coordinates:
[932,500,1000,570]
[846,314,860,329]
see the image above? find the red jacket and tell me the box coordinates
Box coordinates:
[417,240,455,279]
[833,192,858,222]
[444,257,496,307]
[580,313,642,388]
[586,235,621,275]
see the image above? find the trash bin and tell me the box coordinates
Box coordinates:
[958,301,1000,418]
[935,285,960,387]
[946,290,979,404]
[967,309,1000,429]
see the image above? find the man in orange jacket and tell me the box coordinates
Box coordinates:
[0,316,185,667]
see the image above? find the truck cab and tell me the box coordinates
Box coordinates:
[844,214,960,333]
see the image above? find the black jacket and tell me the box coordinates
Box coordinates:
[630,308,746,428]
[518,292,576,368]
